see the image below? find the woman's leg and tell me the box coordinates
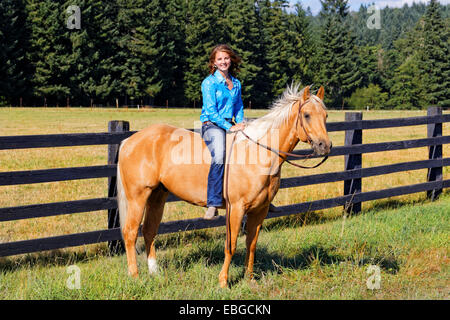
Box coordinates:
[201,123,226,211]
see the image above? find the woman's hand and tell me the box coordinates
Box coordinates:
[229,122,246,132]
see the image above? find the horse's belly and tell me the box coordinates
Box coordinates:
[160,163,210,207]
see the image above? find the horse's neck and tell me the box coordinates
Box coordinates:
[280,101,301,145]
[263,105,301,168]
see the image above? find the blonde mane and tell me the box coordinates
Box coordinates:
[236,83,325,142]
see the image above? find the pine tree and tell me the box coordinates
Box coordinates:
[286,3,315,86]
[253,0,274,105]
[154,0,187,106]
[0,0,31,105]
[379,29,420,96]
[184,0,228,106]
[260,0,292,98]
[358,45,383,88]
[66,0,117,106]
[114,0,154,105]
[316,0,363,109]
[388,54,426,109]
[419,0,450,107]
[225,0,263,106]
[27,0,73,106]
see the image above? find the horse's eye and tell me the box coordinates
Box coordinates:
[304,113,310,119]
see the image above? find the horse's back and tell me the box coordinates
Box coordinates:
[119,123,209,205]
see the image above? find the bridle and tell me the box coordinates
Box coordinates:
[223,97,329,252]
[238,98,329,169]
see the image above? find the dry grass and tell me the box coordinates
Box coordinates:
[404,248,449,277]
[0,108,448,244]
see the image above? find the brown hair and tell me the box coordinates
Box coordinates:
[208,44,241,76]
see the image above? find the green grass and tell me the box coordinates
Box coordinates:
[0,192,448,299]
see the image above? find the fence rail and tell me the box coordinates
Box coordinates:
[0,107,448,257]
[1,114,449,150]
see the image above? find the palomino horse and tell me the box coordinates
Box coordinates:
[116,84,331,288]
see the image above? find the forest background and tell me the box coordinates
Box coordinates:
[0,0,448,110]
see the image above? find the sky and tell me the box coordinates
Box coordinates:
[292,0,450,15]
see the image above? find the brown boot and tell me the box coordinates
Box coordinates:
[204,206,218,220]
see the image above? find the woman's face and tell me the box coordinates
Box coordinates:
[214,51,231,74]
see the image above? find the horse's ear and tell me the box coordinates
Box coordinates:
[303,86,310,101]
[317,86,325,100]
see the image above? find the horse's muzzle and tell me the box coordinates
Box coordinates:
[312,139,332,156]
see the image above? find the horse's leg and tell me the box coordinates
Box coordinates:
[123,188,151,278]
[142,185,168,275]
[244,205,269,279]
[219,205,245,288]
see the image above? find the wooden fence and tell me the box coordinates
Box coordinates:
[0,106,449,257]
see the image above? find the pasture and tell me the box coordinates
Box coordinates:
[0,107,449,299]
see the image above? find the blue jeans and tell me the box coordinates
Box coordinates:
[201,121,227,207]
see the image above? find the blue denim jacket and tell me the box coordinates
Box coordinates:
[200,70,244,130]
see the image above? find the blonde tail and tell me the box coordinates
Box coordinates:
[116,141,128,238]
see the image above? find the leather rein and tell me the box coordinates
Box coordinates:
[237,98,329,169]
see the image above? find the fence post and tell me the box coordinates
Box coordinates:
[344,112,363,214]
[427,106,443,201]
[108,120,129,255]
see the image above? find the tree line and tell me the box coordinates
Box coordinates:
[0,0,448,109]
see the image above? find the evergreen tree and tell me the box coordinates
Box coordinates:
[379,20,423,96]
[385,20,427,109]
[388,54,426,109]
[27,0,73,106]
[225,0,263,107]
[154,0,187,106]
[316,0,362,109]
[66,0,118,106]
[286,3,316,86]
[184,0,228,107]
[0,0,31,105]
[358,45,382,88]
[115,0,156,105]
[1,0,448,109]
[259,0,292,98]
[419,0,450,107]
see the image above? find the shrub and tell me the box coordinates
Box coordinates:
[346,84,388,110]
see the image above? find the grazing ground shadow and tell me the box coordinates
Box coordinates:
[0,248,109,272]
[166,241,400,287]
[263,210,329,231]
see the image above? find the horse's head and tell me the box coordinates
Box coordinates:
[296,86,332,156]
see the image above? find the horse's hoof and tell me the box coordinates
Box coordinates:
[128,270,139,278]
[219,279,228,289]
[147,258,159,275]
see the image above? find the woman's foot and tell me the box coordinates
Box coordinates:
[204,206,218,220]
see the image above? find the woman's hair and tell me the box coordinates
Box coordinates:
[208,44,241,76]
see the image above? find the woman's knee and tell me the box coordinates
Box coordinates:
[203,125,226,163]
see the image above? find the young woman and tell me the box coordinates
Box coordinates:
[200,44,246,219]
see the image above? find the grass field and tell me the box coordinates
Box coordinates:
[0,194,448,299]
[0,107,449,299]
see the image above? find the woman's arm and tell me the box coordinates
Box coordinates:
[234,82,245,124]
[202,79,233,130]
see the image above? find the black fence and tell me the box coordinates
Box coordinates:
[0,107,449,257]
